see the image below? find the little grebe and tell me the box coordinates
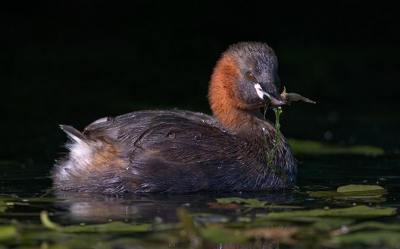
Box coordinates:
[53,42,311,193]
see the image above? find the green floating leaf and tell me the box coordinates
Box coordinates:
[308,191,341,197]
[309,184,387,198]
[327,231,400,247]
[267,205,396,219]
[0,201,7,213]
[312,218,355,232]
[337,184,385,193]
[62,222,150,233]
[216,197,267,207]
[0,225,18,242]
[41,210,150,233]
[288,139,385,156]
[254,215,354,232]
[177,208,199,237]
[339,221,400,233]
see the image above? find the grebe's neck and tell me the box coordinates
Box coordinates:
[208,54,271,136]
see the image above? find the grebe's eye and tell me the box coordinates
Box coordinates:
[246,71,255,82]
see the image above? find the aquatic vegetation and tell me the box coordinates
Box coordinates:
[309,184,388,205]
[289,139,385,156]
[1,190,399,248]
[266,107,283,167]
[1,154,399,248]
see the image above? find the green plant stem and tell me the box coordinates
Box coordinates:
[267,107,282,166]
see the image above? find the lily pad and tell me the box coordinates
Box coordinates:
[0,225,18,241]
[309,184,388,202]
[330,221,400,236]
[312,218,355,232]
[326,231,400,247]
[63,222,151,233]
[253,215,355,232]
[41,211,150,233]
[266,205,396,218]
[337,184,385,193]
[216,197,267,207]
[288,139,385,156]
[0,201,6,213]
[176,208,199,237]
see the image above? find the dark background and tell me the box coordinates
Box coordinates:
[2,2,400,166]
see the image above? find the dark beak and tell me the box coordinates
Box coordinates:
[270,96,286,106]
[257,82,286,106]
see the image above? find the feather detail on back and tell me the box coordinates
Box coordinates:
[59,125,86,142]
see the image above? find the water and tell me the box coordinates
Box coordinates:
[1,153,399,248]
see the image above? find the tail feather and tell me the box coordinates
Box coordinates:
[59,125,86,142]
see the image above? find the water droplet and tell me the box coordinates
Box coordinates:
[167,132,176,139]
[262,127,266,131]
[194,133,202,140]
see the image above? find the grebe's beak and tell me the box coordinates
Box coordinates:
[270,97,286,106]
[254,83,286,106]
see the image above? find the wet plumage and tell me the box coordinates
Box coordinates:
[52,42,297,193]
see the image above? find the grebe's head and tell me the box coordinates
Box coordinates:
[209,42,285,118]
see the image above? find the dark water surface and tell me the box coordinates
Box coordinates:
[1,152,399,248]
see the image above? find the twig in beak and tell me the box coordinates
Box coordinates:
[281,87,316,105]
